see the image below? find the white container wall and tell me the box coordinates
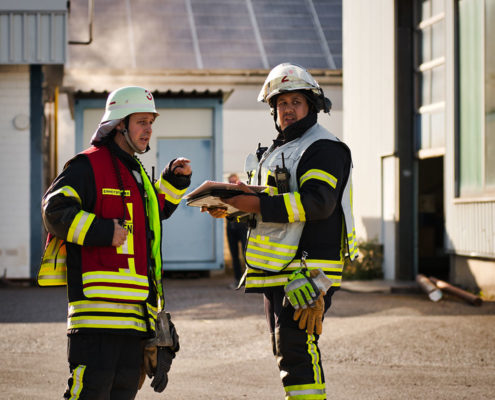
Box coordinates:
[0,66,31,278]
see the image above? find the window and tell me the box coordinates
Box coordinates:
[458,0,495,195]
[414,0,446,154]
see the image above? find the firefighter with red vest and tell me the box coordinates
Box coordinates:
[39,86,191,399]
[203,63,357,399]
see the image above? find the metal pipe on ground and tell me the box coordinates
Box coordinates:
[416,274,442,302]
[429,276,483,306]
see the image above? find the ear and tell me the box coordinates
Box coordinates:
[115,120,125,132]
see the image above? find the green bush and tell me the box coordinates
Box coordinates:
[343,238,383,280]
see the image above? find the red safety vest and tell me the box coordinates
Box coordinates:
[81,146,150,303]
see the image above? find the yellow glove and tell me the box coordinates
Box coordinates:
[293,291,325,335]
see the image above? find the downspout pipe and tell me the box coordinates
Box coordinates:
[30,65,43,280]
[68,0,94,45]
[54,86,59,176]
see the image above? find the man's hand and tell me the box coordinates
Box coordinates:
[112,219,128,247]
[220,181,260,214]
[171,157,191,176]
[201,206,228,218]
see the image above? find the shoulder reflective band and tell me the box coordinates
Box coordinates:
[44,185,82,206]
[299,168,337,189]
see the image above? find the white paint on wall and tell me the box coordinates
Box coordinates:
[57,93,75,175]
[343,0,396,268]
[0,66,30,278]
[381,155,398,279]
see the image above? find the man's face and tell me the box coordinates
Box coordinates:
[275,92,309,131]
[127,112,155,153]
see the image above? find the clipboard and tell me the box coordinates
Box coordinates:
[185,181,265,216]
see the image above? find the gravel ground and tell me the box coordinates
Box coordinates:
[0,273,494,400]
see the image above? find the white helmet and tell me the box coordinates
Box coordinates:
[101,86,158,123]
[91,86,159,150]
[257,63,328,111]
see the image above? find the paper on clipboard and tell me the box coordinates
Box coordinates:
[185,180,266,216]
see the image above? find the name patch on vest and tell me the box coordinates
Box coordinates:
[102,188,131,196]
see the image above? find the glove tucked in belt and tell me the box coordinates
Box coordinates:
[293,290,325,335]
[139,311,180,393]
[284,257,333,336]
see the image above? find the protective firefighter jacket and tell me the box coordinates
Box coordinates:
[39,142,189,335]
[245,120,356,292]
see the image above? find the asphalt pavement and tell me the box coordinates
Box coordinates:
[1,272,494,399]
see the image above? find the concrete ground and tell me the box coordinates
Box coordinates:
[0,272,494,400]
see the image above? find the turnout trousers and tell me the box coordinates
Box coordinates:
[264,287,334,400]
[64,333,144,400]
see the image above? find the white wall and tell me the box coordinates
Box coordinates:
[0,66,31,278]
[343,1,396,277]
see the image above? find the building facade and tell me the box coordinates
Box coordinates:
[344,0,495,294]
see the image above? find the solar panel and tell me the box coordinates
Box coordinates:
[68,0,342,70]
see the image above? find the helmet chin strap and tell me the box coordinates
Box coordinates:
[121,129,149,154]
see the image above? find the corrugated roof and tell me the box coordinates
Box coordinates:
[67,0,342,71]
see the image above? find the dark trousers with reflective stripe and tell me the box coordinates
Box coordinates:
[264,287,333,400]
[64,333,144,400]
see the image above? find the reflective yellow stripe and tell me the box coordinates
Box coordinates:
[156,177,187,204]
[67,211,95,245]
[263,185,278,195]
[299,168,337,189]
[307,334,323,384]
[347,227,358,258]
[68,315,147,331]
[147,303,158,332]
[245,259,343,289]
[69,300,145,315]
[246,250,295,270]
[82,271,148,286]
[38,270,67,286]
[283,192,306,222]
[283,193,295,222]
[38,237,67,286]
[247,243,296,258]
[82,286,149,301]
[285,382,326,400]
[245,257,287,272]
[249,235,298,250]
[117,203,134,255]
[139,162,163,299]
[285,259,344,268]
[246,235,298,271]
[45,185,81,205]
[246,274,289,287]
[69,365,86,399]
[264,172,278,195]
